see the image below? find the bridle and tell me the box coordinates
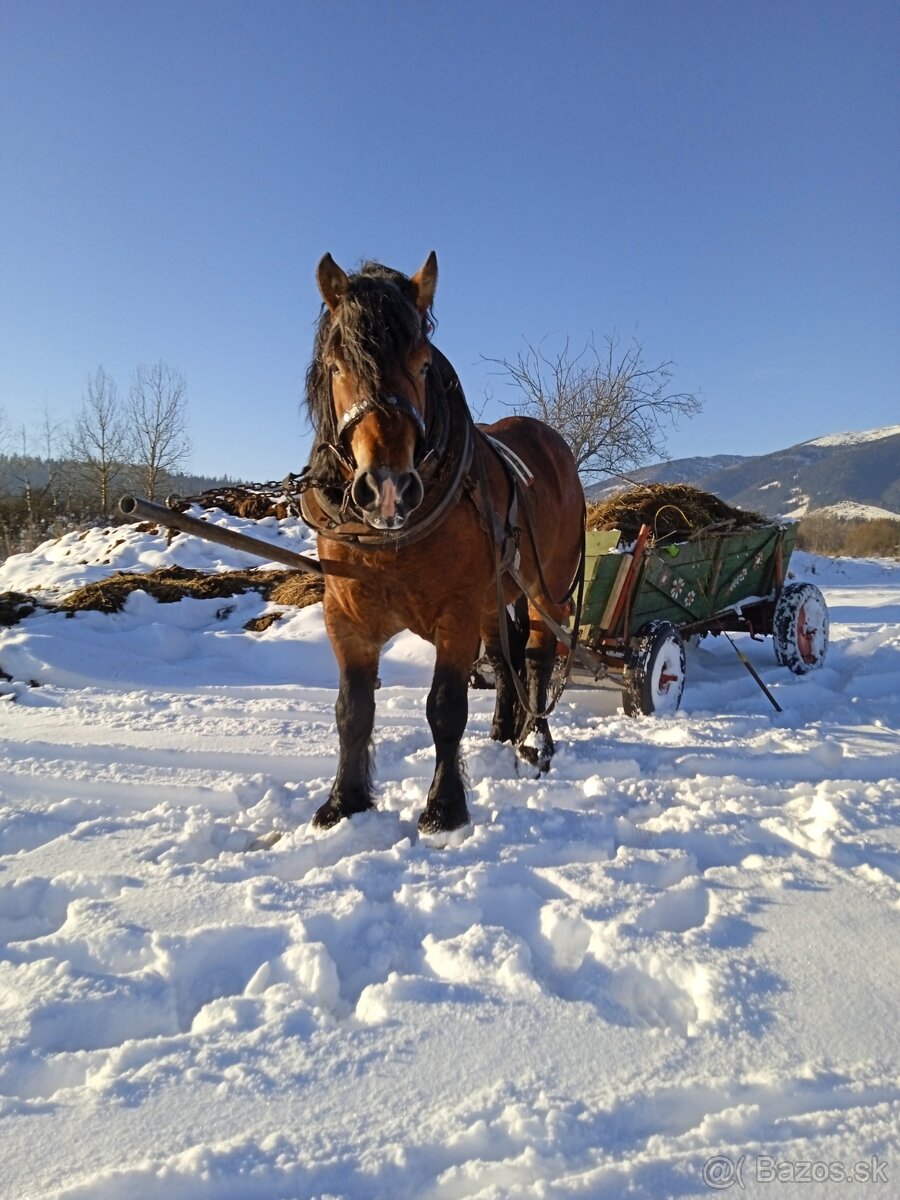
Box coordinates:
[300,345,466,546]
[330,391,430,474]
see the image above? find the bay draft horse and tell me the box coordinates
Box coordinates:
[301,253,584,839]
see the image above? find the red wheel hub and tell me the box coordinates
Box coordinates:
[796,604,816,664]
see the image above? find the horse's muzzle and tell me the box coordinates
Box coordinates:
[351,467,424,530]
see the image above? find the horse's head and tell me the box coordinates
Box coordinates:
[308,253,438,531]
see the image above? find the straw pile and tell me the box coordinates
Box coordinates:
[0,592,49,627]
[58,567,324,616]
[586,483,767,541]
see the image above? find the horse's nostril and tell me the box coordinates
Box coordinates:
[399,470,424,512]
[351,467,423,519]
[351,470,379,510]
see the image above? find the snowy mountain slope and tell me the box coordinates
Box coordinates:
[1,515,899,1198]
[588,425,900,520]
[586,454,748,502]
[806,424,900,448]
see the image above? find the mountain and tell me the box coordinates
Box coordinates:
[587,454,749,500]
[588,425,900,519]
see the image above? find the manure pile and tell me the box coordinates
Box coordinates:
[39,566,324,628]
[170,484,301,521]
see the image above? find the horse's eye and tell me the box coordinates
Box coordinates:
[419,362,430,378]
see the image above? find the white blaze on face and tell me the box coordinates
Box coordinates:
[380,477,398,520]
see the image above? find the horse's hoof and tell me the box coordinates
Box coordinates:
[517,733,553,775]
[418,806,470,838]
[518,720,554,777]
[418,819,473,849]
[312,799,374,829]
[517,746,551,773]
[312,802,343,830]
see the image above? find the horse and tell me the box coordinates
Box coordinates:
[300,253,584,839]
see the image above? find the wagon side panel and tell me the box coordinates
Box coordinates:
[629,538,721,629]
[707,526,794,615]
[579,529,627,636]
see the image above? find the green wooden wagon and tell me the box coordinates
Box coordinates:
[568,519,829,715]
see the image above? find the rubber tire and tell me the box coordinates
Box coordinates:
[622,621,686,716]
[773,582,829,674]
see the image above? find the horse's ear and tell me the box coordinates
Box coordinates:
[316,253,350,312]
[410,251,438,314]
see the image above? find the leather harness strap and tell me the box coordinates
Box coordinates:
[335,393,427,458]
[471,430,587,725]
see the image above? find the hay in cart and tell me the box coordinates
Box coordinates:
[586,483,767,542]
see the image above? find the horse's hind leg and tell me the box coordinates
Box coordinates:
[516,606,559,773]
[484,599,527,745]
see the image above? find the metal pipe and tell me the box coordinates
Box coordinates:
[118,494,324,575]
[723,630,783,713]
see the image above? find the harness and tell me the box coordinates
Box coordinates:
[297,344,585,725]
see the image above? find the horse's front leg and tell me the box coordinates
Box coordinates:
[419,631,478,837]
[314,606,382,829]
[313,662,378,828]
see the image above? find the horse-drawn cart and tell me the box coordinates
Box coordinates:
[565,518,829,715]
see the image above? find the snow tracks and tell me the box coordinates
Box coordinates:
[0,550,899,1197]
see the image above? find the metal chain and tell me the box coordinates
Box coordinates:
[173,472,315,515]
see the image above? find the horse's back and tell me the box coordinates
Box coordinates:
[480,415,582,505]
[478,414,584,597]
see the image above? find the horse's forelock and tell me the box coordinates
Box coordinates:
[323,267,426,397]
[304,263,432,485]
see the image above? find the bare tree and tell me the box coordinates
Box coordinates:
[127,361,192,499]
[491,334,701,482]
[69,367,132,515]
[6,423,58,550]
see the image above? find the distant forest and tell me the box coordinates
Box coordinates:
[0,453,239,561]
[0,361,253,562]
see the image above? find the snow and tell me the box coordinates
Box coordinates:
[804,423,900,448]
[1,516,899,1198]
[811,501,900,523]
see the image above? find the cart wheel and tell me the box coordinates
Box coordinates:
[622,621,686,716]
[773,582,828,674]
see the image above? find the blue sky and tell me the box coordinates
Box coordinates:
[2,0,897,481]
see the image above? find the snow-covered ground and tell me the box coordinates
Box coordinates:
[1,515,898,1199]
